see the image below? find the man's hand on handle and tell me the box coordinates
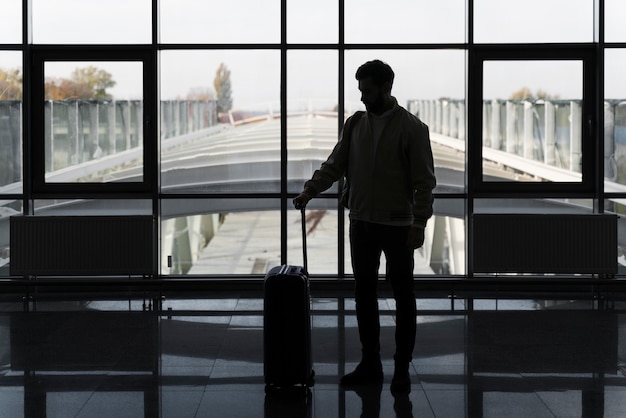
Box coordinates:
[293,193,311,210]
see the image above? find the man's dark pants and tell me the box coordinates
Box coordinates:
[349,219,417,365]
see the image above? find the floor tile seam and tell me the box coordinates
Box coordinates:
[531,390,559,418]
[193,389,206,418]
[73,389,96,418]
[419,385,441,417]
[209,314,235,370]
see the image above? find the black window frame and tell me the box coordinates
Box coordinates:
[29,46,157,197]
[468,45,599,197]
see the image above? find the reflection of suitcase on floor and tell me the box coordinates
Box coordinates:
[263,208,314,392]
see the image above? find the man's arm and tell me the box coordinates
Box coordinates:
[293,114,360,209]
[409,122,436,232]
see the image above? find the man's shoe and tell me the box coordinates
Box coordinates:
[390,367,411,394]
[340,361,383,387]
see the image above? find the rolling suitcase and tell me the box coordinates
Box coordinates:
[263,208,314,392]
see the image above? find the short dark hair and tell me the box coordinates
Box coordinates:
[355,60,395,87]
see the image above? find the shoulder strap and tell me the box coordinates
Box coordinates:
[342,111,364,185]
[348,111,364,136]
[344,110,364,151]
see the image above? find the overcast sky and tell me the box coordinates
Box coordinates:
[2,0,626,106]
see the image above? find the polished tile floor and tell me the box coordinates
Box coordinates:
[0,296,625,418]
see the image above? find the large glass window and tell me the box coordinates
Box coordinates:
[30,49,156,195]
[345,0,465,44]
[604,49,626,190]
[0,1,21,44]
[31,0,151,44]
[32,199,151,216]
[345,50,466,195]
[160,50,280,194]
[472,48,596,194]
[605,0,626,42]
[482,60,583,183]
[6,1,623,281]
[42,61,144,183]
[288,0,338,44]
[0,52,22,193]
[160,199,280,275]
[0,200,21,276]
[287,50,338,195]
[474,0,594,43]
[159,0,280,44]
[338,199,466,276]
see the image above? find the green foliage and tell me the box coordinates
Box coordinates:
[509,86,560,101]
[45,65,116,100]
[0,67,22,100]
[70,66,116,100]
[213,63,233,113]
[187,87,215,100]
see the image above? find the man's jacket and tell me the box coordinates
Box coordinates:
[302,101,436,228]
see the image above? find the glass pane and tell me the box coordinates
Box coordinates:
[160,50,280,194]
[31,0,151,44]
[604,50,626,189]
[44,62,144,183]
[0,52,23,192]
[288,0,337,43]
[346,50,466,194]
[605,200,626,275]
[345,0,465,44]
[1,200,21,276]
[288,50,338,194]
[482,61,583,182]
[160,0,280,44]
[160,199,280,275]
[606,0,626,42]
[33,199,151,216]
[474,0,593,43]
[341,198,466,276]
[289,207,339,275]
[0,1,21,43]
[474,198,593,214]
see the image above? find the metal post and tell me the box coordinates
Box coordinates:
[482,101,490,148]
[458,101,466,142]
[176,101,182,136]
[136,100,143,147]
[442,100,450,137]
[89,102,100,159]
[491,100,501,150]
[45,100,53,171]
[544,101,556,166]
[160,101,167,140]
[108,100,116,154]
[604,101,616,181]
[123,100,131,150]
[68,101,79,164]
[426,100,434,129]
[570,100,582,173]
[523,101,534,160]
[450,101,458,139]
[505,101,516,154]
[435,100,442,134]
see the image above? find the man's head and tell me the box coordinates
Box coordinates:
[355,60,395,115]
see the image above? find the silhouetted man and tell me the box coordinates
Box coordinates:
[294,60,436,394]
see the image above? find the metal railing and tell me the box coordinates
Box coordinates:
[406,98,626,186]
[3,98,626,188]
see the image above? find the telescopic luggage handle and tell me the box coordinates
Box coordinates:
[300,207,308,273]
